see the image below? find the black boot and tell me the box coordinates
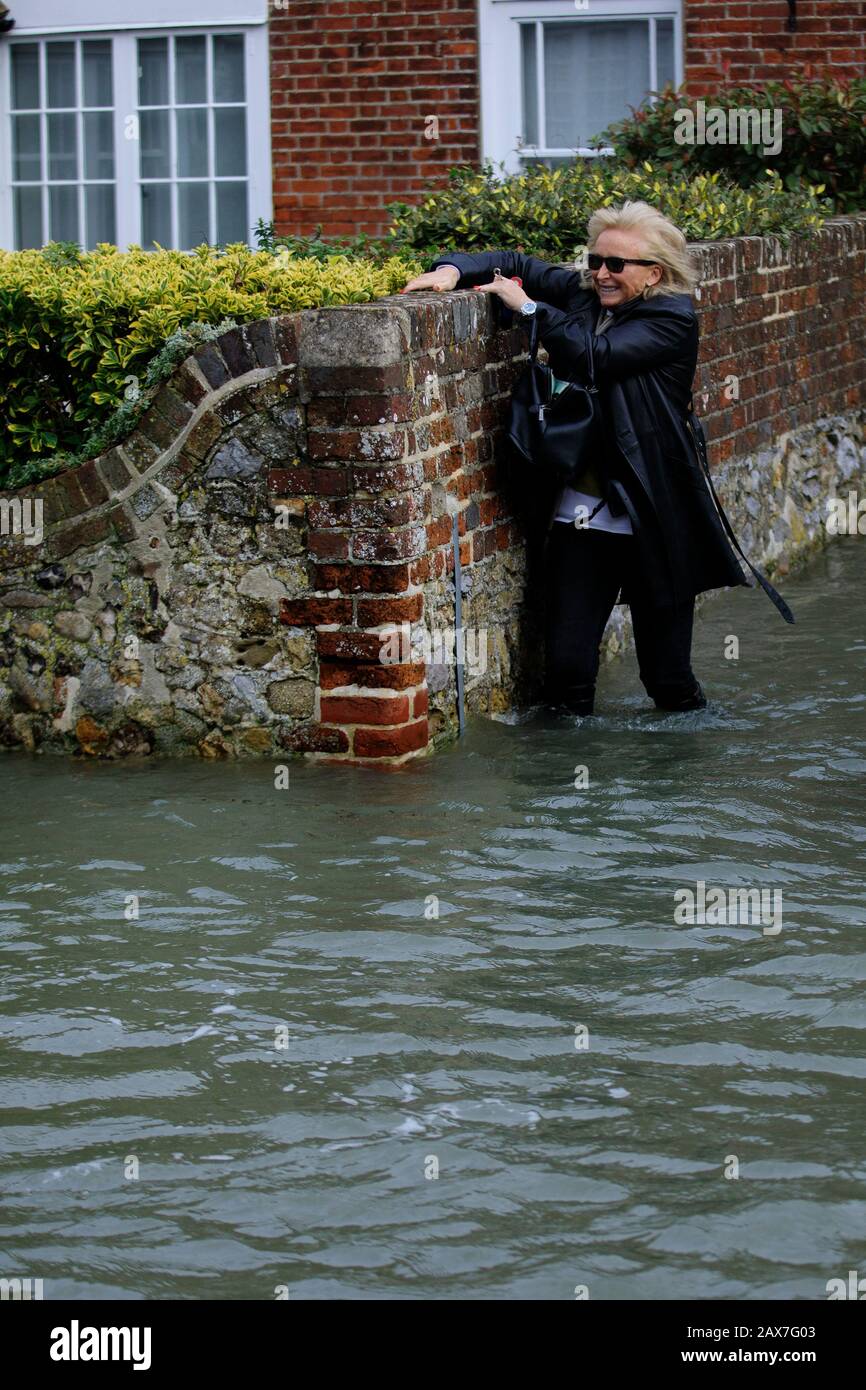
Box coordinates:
[650,680,707,712]
[543,681,596,716]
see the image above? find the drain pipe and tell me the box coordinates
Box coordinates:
[449,502,466,736]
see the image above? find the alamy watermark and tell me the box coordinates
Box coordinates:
[50,1321,152,1371]
[826,1269,866,1299]
[674,879,782,935]
[0,1275,43,1300]
[379,621,488,677]
[825,491,866,535]
[674,99,782,157]
[0,496,43,547]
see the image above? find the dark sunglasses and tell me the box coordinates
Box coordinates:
[587,254,657,274]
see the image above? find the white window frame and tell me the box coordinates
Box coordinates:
[0,18,272,250]
[480,0,683,174]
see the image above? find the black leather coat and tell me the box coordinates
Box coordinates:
[430,248,753,610]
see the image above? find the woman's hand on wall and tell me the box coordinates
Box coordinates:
[400,267,460,292]
[471,275,531,312]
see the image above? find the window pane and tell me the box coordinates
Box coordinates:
[86,184,116,247]
[83,41,113,107]
[84,111,114,180]
[544,21,649,149]
[140,109,170,178]
[175,36,207,104]
[11,45,40,110]
[214,108,245,176]
[176,108,208,177]
[138,38,168,106]
[11,39,120,253]
[216,181,247,245]
[15,187,43,248]
[521,25,538,147]
[47,41,76,109]
[179,182,210,248]
[141,183,172,248]
[656,19,675,91]
[48,113,78,181]
[13,115,41,182]
[213,36,244,102]
[50,184,79,242]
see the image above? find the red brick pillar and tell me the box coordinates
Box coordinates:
[277,305,430,765]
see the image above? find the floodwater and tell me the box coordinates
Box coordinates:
[1,538,865,1301]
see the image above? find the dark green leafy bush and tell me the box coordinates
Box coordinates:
[595,77,866,213]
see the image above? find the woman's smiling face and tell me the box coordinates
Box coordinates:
[590,228,663,308]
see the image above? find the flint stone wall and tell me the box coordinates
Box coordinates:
[1,214,865,763]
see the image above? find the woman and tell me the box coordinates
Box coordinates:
[401,200,792,716]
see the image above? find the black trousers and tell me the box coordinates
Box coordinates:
[542,522,707,715]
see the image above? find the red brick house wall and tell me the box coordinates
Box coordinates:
[269,0,480,238]
[270,0,866,241]
[685,0,866,92]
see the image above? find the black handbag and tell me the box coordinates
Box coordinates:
[506,314,605,486]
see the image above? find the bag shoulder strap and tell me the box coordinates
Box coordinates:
[686,404,795,625]
[527,314,596,380]
[528,313,540,361]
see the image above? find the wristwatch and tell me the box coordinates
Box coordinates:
[520,300,538,316]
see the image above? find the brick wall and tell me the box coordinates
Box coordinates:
[689,218,865,455]
[685,0,866,92]
[269,0,480,238]
[2,217,865,765]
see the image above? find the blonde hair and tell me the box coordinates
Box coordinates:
[578,200,698,298]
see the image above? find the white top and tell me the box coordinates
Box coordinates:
[554,487,633,533]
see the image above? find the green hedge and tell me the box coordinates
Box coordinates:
[596,77,866,214]
[385,158,831,259]
[0,241,422,488]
